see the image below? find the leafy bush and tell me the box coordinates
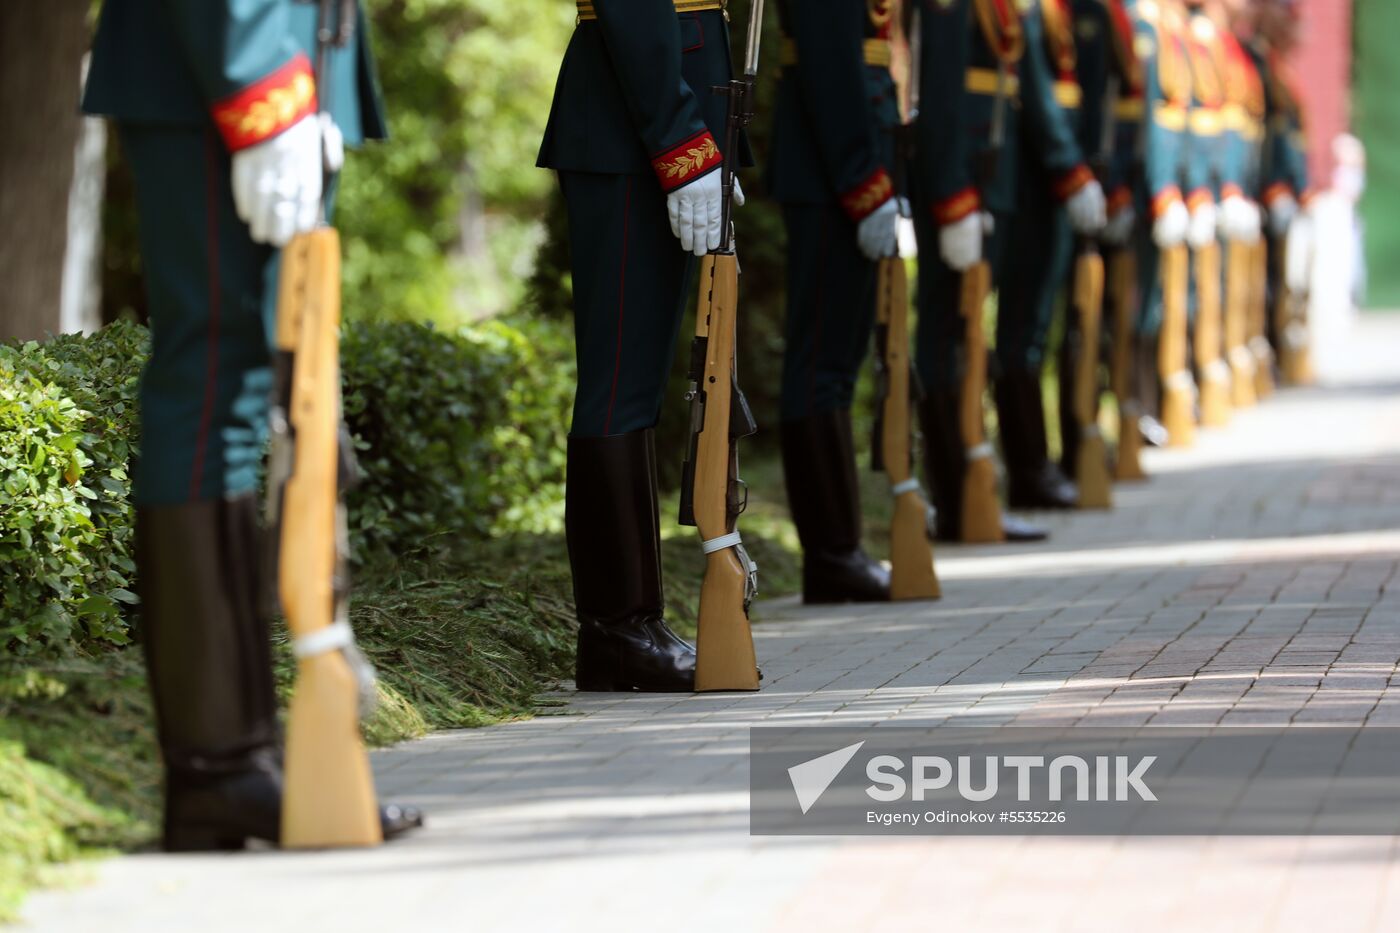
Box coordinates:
[335,315,574,558]
[0,322,144,656]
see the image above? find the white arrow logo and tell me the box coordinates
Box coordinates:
[788,741,866,814]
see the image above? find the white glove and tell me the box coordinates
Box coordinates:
[939,211,986,271]
[1186,201,1217,249]
[1241,201,1263,245]
[1268,193,1298,239]
[856,197,904,261]
[666,172,745,257]
[231,114,323,247]
[1102,205,1136,246]
[1065,180,1107,235]
[1220,195,1254,242]
[319,112,345,174]
[1152,200,1189,249]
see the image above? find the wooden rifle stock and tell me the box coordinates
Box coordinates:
[1225,238,1258,408]
[1193,241,1231,427]
[273,229,382,849]
[1108,249,1146,481]
[689,254,759,692]
[875,257,940,599]
[959,261,1003,543]
[1252,238,1277,397]
[1275,234,1314,386]
[1071,246,1111,508]
[1159,243,1196,447]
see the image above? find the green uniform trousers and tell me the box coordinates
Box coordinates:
[913,204,1009,392]
[779,202,876,422]
[122,124,283,506]
[560,171,696,438]
[998,162,1074,372]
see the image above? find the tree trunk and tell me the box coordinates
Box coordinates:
[0,1,91,342]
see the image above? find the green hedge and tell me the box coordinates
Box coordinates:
[0,323,145,657]
[342,316,572,559]
[1,316,573,658]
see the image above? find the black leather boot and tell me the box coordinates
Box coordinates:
[137,497,422,851]
[567,431,695,692]
[919,388,965,544]
[780,410,889,604]
[921,389,1049,544]
[997,369,1078,510]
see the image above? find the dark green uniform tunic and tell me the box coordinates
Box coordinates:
[82,0,385,506]
[912,0,1092,392]
[768,0,899,422]
[537,1,745,438]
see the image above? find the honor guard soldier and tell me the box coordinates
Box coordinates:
[1215,0,1268,404]
[538,0,747,690]
[768,0,897,603]
[995,0,1107,512]
[912,0,1106,542]
[1246,0,1312,374]
[1057,0,1145,480]
[82,0,420,849]
[1122,0,1192,442]
[1182,0,1238,424]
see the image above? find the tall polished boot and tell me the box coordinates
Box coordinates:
[919,389,1048,544]
[137,496,421,852]
[780,410,889,604]
[567,431,695,692]
[997,369,1077,510]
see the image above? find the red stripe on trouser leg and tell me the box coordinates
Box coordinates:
[603,177,632,434]
[189,132,222,501]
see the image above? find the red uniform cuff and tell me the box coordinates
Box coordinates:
[1186,188,1214,212]
[650,131,723,193]
[839,167,895,222]
[212,54,318,152]
[1052,163,1095,201]
[1151,186,1183,219]
[932,187,981,226]
[1221,183,1244,201]
[1262,182,1294,207]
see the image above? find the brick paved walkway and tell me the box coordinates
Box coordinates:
[21,316,1400,933]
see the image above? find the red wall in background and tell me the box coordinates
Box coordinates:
[1291,0,1352,190]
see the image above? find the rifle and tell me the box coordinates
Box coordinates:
[872,5,940,599]
[1107,246,1146,480]
[267,0,383,848]
[956,65,1010,545]
[1068,76,1120,510]
[1225,234,1258,408]
[1159,241,1196,447]
[1193,236,1231,427]
[677,0,762,692]
[1277,226,1314,385]
[1251,235,1276,396]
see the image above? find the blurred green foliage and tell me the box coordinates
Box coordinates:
[336,0,575,324]
[0,323,145,657]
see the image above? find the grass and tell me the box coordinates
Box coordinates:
[0,450,805,923]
